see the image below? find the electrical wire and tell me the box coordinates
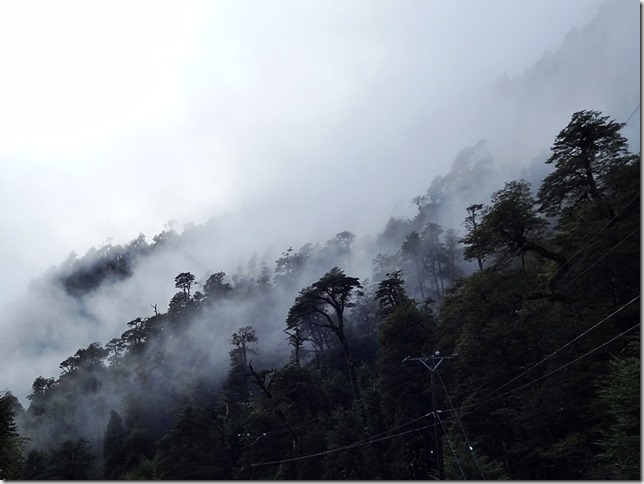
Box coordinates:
[437,412,466,480]
[548,192,639,284]
[502,321,640,396]
[450,320,640,414]
[624,104,640,125]
[438,372,485,479]
[560,225,640,291]
[478,295,639,402]
[351,411,434,445]
[259,413,330,438]
[252,421,437,467]
[247,305,640,471]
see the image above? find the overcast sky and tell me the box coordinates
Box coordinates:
[0,0,629,317]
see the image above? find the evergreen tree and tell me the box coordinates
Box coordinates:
[157,405,231,479]
[44,439,95,479]
[537,110,637,221]
[0,393,25,480]
[103,410,127,479]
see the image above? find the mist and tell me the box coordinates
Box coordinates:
[0,0,639,417]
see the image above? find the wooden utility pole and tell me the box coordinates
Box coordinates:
[403,351,453,480]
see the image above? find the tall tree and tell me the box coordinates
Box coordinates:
[287,267,364,400]
[174,272,196,297]
[462,180,567,274]
[230,326,258,371]
[462,203,485,270]
[375,270,411,316]
[103,410,127,479]
[537,110,637,221]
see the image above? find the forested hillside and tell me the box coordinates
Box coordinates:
[0,109,639,480]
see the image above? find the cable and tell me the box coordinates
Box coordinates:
[259,413,330,438]
[624,104,640,125]
[479,295,639,402]
[351,411,434,445]
[451,320,640,414]
[252,421,437,467]
[493,321,640,399]
[548,192,639,284]
[437,412,466,480]
[438,373,486,479]
[560,225,640,291]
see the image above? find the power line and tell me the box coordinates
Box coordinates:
[404,353,452,479]
[252,420,437,467]
[351,411,434,445]
[624,104,640,125]
[437,412,466,480]
[478,295,639,402]
[451,319,640,414]
[561,225,640,291]
[249,308,640,472]
[437,372,485,479]
[494,321,640,399]
[259,413,330,438]
[549,192,639,284]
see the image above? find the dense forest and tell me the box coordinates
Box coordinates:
[0,110,639,480]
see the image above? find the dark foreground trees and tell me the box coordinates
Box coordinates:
[0,393,25,480]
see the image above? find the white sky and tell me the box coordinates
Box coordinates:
[0,0,621,309]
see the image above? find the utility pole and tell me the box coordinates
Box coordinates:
[238,432,267,479]
[403,351,453,480]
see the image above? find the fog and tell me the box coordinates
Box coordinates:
[0,0,639,407]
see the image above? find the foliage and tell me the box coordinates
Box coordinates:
[43,439,96,479]
[287,267,364,400]
[538,110,636,220]
[595,340,640,479]
[0,393,25,480]
[9,109,639,480]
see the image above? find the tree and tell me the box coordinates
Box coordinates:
[230,326,258,371]
[400,223,452,302]
[203,271,233,300]
[156,406,231,479]
[535,112,639,308]
[332,230,356,256]
[274,246,309,287]
[103,410,127,479]
[537,110,637,221]
[105,337,127,365]
[411,195,427,213]
[168,291,191,317]
[463,203,485,270]
[44,439,95,479]
[0,393,25,480]
[74,341,109,371]
[376,299,435,479]
[120,317,151,349]
[221,326,259,415]
[596,340,640,479]
[174,272,196,297]
[371,253,400,283]
[400,231,428,300]
[375,270,411,316]
[462,180,566,272]
[287,267,363,400]
[20,450,49,480]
